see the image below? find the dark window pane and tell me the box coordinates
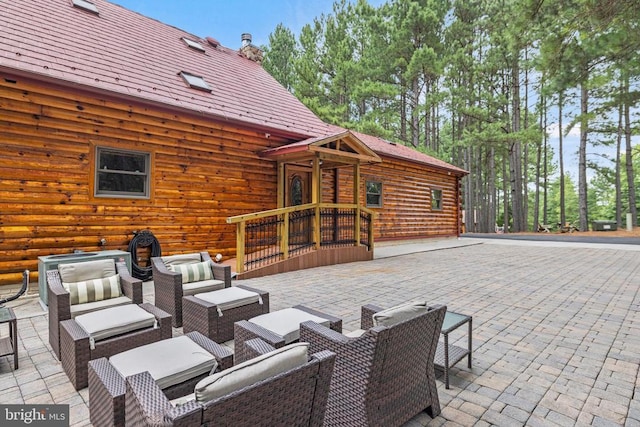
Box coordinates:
[97,172,145,193]
[99,151,146,173]
[366,181,382,207]
[290,176,303,206]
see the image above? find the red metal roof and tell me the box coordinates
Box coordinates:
[0,0,466,174]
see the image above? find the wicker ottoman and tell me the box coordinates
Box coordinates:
[182,285,269,343]
[234,305,342,363]
[60,303,172,390]
[88,331,233,427]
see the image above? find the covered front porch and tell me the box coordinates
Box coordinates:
[227,131,382,279]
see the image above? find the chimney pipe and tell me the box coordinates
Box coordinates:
[241,33,252,47]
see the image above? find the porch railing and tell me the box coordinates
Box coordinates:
[227,203,374,274]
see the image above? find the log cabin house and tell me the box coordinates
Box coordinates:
[0,0,467,289]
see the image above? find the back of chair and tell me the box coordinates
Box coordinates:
[201,350,335,427]
[305,304,446,427]
[369,304,446,426]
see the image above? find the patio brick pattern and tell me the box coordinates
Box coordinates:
[1,237,639,426]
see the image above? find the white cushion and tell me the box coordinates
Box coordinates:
[162,253,203,266]
[70,296,132,318]
[249,308,330,344]
[58,258,116,283]
[74,305,156,348]
[344,329,366,338]
[183,279,225,296]
[372,301,429,328]
[109,336,217,390]
[194,287,261,314]
[63,274,122,305]
[194,342,308,403]
[169,261,214,284]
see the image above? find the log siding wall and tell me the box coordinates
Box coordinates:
[0,76,282,285]
[0,75,461,287]
[330,160,460,241]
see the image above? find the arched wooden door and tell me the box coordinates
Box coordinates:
[285,166,312,248]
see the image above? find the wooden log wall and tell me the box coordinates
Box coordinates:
[0,75,284,287]
[329,159,460,241]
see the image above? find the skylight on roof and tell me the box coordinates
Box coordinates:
[72,0,99,14]
[182,38,205,52]
[179,72,211,92]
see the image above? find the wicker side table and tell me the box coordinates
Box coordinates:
[0,306,18,369]
[434,311,472,389]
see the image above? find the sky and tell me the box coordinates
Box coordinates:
[110,0,375,49]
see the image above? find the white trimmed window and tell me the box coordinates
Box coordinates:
[95,147,150,198]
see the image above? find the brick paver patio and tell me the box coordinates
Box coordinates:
[1,238,639,426]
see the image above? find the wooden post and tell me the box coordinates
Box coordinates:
[354,163,361,246]
[312,158,321,249]
[236,222,245,273]
[277,161,285,209]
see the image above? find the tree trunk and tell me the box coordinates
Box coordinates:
[559,92,566,226]
[509,59,525,232]
[578,82,589,232]
[615,98,622,227]
[623,74,637,226]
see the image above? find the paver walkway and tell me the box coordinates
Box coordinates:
[1,237,639,426]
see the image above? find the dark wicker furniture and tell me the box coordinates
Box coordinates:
[47,261,143,361]
[299,303,447,427]
[125,338,336,427]
[234,305,342,363]
[151,252,232,327]
[88,331,233,427]
[182,285,270,343]
[60,303,172,390]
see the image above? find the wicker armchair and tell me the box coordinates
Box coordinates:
[151,252,232,327]
[299,303,447,427]
[125,339,336,427]
[48,260,143,360]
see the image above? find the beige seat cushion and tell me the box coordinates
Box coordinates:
[344,329,366,338]
[194,342,308,403]
[70,296,132,318]
[74,304,156,349]
[162,253,203,266]
[63,274,122,305]
[194,287,261,315]
[249,308,330,344]
[372,300,429,328]
[58,258,116,283]
[183,280,225,296]
[109,335,217,390]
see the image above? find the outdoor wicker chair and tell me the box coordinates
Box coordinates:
[151,252,232,327]
[88,331,233,427]
[299,302,447,427]
[47,259,144,361]
[125,338,336,427]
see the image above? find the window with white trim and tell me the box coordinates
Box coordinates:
[95,147,150,198]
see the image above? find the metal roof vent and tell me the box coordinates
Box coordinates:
[206,37,220,48]
[72,0,99,14]
[241,33,252,47]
